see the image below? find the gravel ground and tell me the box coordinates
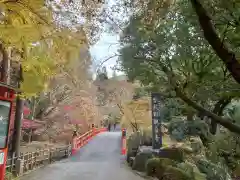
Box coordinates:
[21,131,146,180]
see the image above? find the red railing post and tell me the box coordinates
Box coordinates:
[78,137,81,147]
[82,135,85,146]
[87,132,89,142]
[121,128,127,155]
[87,130,89,140]
[71,137,77,155]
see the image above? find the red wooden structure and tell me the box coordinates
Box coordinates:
[71,127,107,155]
[0,84,16,180]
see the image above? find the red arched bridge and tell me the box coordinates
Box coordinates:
[20,128,144,180]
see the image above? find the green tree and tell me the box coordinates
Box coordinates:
[118,0,240,134]
[190,0,240,84]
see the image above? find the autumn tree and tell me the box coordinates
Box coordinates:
[0,0,109,150]
[0,0,96,97]
[95,69,135,126]
[32,42,105,142]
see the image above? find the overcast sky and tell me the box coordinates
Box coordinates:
[90,32,121,77]
[89,0,127,78]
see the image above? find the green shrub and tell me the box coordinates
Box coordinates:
[132,149,154,172]
[232,162,240,178]
[141,128,152,146]
[126,132,141,162]
[196,158,231,180]
[146,158,176,178]
[168,118,210,142]
[159,147,184,162]
[168,118,187,141]
[4,171,17,180]
[127,132,141,150]
[206,130,240,171]
[146,158,161,176]
[177,162,207,180]
[162,166,192,180]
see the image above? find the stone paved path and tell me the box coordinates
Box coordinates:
[21,131,145,180]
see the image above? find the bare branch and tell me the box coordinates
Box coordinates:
[95,53,120,71]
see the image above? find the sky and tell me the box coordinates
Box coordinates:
[89,0,127,78]
[50,0,122,78]
[90,32,121,77]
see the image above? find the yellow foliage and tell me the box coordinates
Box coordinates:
[21,45,54,96]
[0,0,88,96]
[120,98,152,133]
[20,30,85,97]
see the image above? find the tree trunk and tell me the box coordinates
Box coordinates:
[175,88,240,134]
[12,64,24,157]
[190,0,240,84]
[12,95,24,157]
[157,61,240,134]
[30,96,36,120]
[0,44,10,83]
[28,129,33,143]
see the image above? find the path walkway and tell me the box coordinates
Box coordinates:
[21,131,145,180]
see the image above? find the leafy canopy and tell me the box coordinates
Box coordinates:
[119,0,239,106]
[0,0,88,96]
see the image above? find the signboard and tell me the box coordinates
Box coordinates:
[151,93,163,149]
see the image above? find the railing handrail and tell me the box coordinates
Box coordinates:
[5,127,106,178]
[71,127,107,155]
[76,129,93,140]
[74,127,106,141]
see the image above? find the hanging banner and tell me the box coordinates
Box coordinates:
[151,93,163,149]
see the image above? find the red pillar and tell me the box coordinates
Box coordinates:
[92,124,96,137]
[121,128,127,155]
[0,149,8,180]
[71,137,77,155]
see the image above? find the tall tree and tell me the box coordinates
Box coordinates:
[118,0,240,134]
[190,0,240,84]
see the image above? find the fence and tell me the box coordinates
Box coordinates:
[6,145,71,177]
[5,127,107,178]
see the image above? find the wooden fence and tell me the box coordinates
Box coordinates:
[5,127,107,179]
[5,145,71,177]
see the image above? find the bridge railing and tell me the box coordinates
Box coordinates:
[71,127,107,155]
[5,127,107,178]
